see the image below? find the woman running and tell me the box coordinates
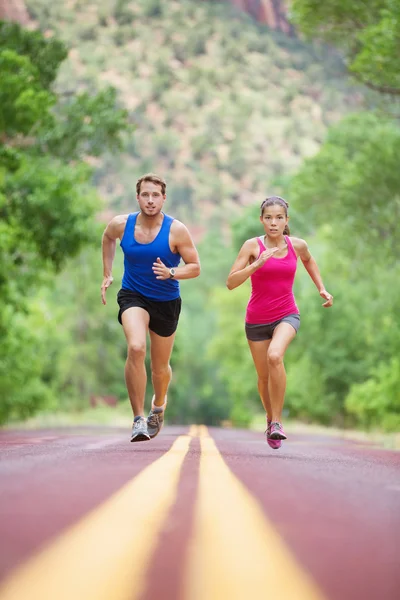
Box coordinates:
[226,196,333,449]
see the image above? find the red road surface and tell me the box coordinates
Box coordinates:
[0,426,399,599]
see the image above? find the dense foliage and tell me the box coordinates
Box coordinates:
[290,0,400,95]
[0,20,129,423]
[1,0,398,432]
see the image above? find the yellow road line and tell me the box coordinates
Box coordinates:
[185,425,326,600]
[0,433,192,600]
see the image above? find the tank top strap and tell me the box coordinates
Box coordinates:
[285,235,297,258]
[121,212,137,247]
[161,212,174,232]
[257,236,265,257]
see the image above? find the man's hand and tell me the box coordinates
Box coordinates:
[152,257,171,280]
[320,289,333,308]
[101,275,114,305]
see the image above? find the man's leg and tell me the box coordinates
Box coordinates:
[121,307,149,417]
[145,330,175,439]
[149,330,176,407]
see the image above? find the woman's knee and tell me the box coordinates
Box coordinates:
[267,348,284,367]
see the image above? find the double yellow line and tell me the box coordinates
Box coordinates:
[0,426,325,600]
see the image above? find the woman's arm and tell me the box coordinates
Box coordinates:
[293,237,333,308]
[226,239,279,290]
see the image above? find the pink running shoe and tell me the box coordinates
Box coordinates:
[269,421,287,440]
[265,419,282,450]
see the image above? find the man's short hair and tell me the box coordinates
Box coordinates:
[136,173,166,195]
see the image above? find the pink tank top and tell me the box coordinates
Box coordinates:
[246,236,299,324]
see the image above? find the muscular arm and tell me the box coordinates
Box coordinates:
[152,220,201,280]
[101,215,127,304]
[292,237,333,308]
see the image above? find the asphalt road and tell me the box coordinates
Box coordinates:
[0,425,399,600]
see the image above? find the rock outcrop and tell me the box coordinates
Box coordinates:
[218,0,294,35]
[0,0,294,36]
[0,0,30,25]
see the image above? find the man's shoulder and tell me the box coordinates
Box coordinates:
[114,213,131,225]
[106,214,131,239]
[170,217,188,234]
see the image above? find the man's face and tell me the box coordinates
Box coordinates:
[137,181,166,216]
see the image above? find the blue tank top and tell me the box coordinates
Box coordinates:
[120,212,181,301]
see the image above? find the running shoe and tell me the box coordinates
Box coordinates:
[147,406,165,439]
[269,421,287,440]
[130,416,151,442]
[265,419,282,449]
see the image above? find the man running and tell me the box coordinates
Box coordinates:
[101,173,201,442]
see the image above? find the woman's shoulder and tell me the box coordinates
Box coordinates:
[243,237,262,251]
[246,236,262,245]
[287,236,308,251]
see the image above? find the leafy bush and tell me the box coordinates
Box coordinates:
[345,358,400,432]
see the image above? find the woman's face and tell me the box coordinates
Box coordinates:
[260,204,288,238]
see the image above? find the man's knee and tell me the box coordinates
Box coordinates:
[127,341,146,362]
[151,363,171,379]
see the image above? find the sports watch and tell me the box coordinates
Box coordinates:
[169,268,176,279]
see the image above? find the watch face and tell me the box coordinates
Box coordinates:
[170,268,176,277]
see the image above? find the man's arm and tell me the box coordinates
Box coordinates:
[293,237,333,308]
[152,220,201,280]
[101,215,127,304]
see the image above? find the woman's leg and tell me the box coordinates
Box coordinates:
[247,339,272,419]
[267,322,296,422]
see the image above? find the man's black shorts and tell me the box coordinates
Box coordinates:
[117,288,182,337]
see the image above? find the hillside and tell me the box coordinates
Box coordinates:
[24,0,360,225]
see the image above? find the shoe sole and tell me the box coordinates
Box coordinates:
[267,438,282,449]
[269,432,287,440]
[130,433,151,443]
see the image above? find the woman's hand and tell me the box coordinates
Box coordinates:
[320,289,333,308]
[254,247,279,269]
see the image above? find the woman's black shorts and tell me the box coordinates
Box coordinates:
[117,288,182,337]
[245,313,300,341]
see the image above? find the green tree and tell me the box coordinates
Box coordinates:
[290,112,400,265]
[0,21,130,423]
[346,358,400,431]
[288,1,400,430]
[290,0,400,95]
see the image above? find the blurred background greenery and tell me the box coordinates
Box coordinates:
[0,0,399,432]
